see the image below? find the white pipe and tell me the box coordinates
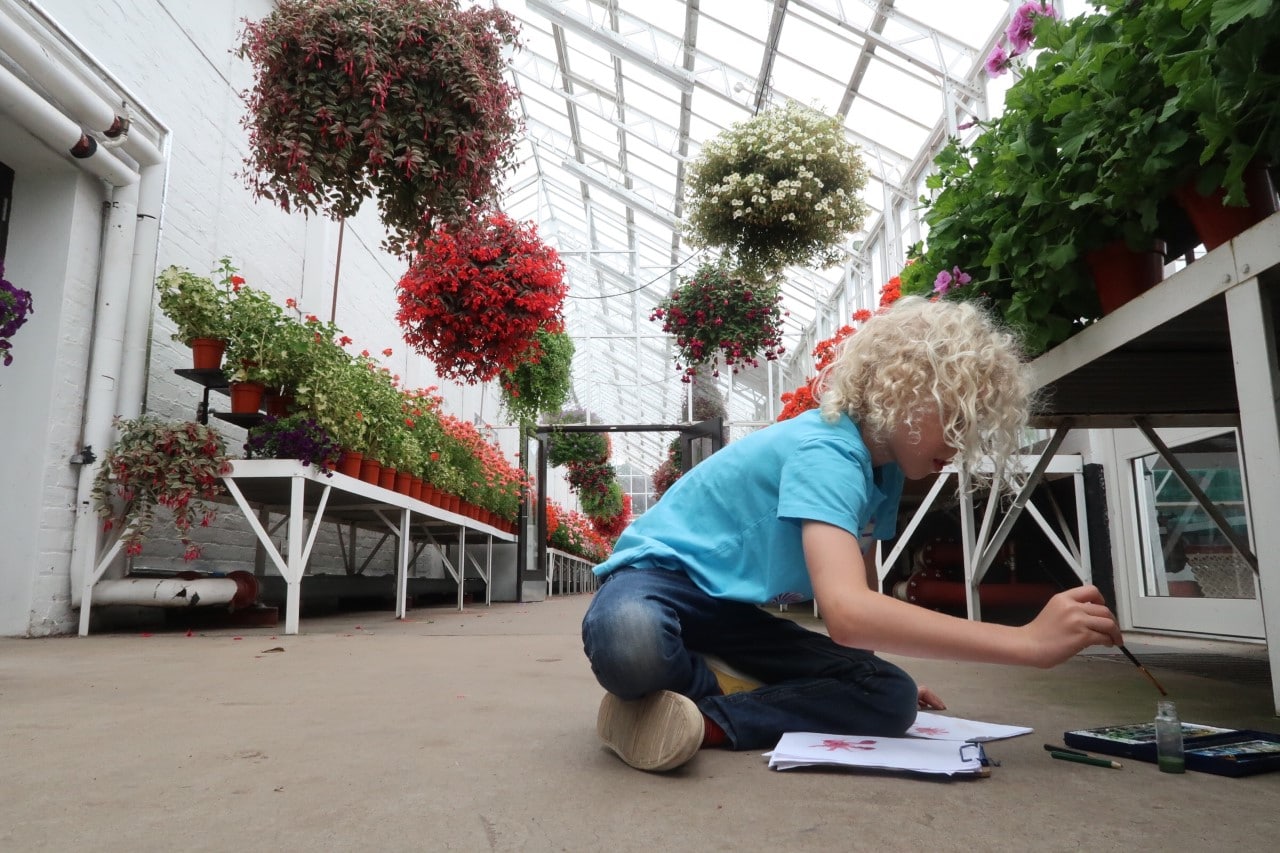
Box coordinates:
[0,60,136,187]
[68,182,140,607]
[92,578,240,608]
[116,160,167,418]
[0,9,119,131]
[0,3,163,167]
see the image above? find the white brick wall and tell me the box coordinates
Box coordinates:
[0,1,532,635]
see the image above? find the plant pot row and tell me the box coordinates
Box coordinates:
[1085,163,1278,315]
[336,450,516,533]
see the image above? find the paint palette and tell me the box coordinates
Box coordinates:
[1065,723,1280,777]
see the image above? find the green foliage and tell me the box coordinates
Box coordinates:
[684,101,870,278]
[547,430,608,468]
[500,328,574,430]
[154,262,233,345]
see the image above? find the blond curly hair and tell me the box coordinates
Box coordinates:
[817,296,1033,487]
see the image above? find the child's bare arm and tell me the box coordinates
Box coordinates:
[804,521,1122,668]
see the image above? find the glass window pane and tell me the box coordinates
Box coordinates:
[1132,432,1255,600]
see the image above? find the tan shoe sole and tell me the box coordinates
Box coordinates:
[597,690,704,772]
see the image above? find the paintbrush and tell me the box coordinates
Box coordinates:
[1118,644,1168,696]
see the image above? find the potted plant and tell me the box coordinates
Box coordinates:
[222,270,288,412]
[396,210,568,384]
[499,327,574,432]
[650,259,785,382]
[684,100,870,279]
[244,414,341,475]
[237,0,522,256]
[154,260,236,368]
[293,338,368,466]
[91,416,232,561]
[1113,0,1280,246]
[1,261,34,368]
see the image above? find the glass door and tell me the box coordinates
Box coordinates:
[1127,430,1262,638]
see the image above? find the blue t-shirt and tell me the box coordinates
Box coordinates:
[594,409,904,605]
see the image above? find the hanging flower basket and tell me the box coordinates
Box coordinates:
[396,210,567,384]
[237,0,522,256]
[684,101,870,278]
[650,260,785,382]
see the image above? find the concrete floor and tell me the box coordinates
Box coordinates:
[2,594,1278,853]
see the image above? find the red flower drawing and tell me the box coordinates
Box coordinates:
[812,738,877,751]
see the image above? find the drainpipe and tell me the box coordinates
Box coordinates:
[92,571,259,610]
[0,60,136,187]
[69,181,139,613]
[0,8,131,142]
[116,160,166,417]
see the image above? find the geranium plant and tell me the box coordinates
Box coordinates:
[91,416,232,561]
[244,414,341,475]
[684,101,870,278]
[777,309,871,421]
[397,210,567,384]
[237,0,522,256]
[1,261,34,367]
[154,259,236,345]
[650,259,785,381]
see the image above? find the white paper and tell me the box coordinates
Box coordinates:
[766,732,984,776]
[907,711,1033,742]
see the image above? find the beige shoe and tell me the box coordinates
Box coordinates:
[597,690,704,772]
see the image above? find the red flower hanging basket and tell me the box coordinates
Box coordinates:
[396,211,567,384]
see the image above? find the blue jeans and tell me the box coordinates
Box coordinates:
[581,566,919,750]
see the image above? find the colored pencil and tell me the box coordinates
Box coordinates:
[1049,750,1122,770]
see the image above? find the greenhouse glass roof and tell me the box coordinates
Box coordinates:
[492,0,1025,470]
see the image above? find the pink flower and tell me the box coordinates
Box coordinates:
[933,267,972,295]
[1006,2,1057,54]
[984,43,1011,78]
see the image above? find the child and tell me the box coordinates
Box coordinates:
[581,296,1122,772]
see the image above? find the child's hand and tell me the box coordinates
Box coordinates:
[1023,585,1123,668]
[917,685,946,710]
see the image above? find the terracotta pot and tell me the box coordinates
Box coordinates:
[1084,239,1165,314]
[264,391,294,417]
[395,471,412,495]
[228,380,266,414]
[338,450,363,478]
[359,457,382,484]
[1173,161,1278,251]
[190,337,226,371]
[410,477,424,501]
[380,466,397,490]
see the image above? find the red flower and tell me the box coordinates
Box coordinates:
[338,335,353,347]
[285,297,297,309]
[396,210,566,385]
[382,347,393,357]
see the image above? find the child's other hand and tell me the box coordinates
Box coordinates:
[1023,585,1123,668]
[917,685,946,710]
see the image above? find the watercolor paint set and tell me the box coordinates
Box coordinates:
[1065,722,1280,777]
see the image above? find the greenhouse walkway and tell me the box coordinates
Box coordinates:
[1,594,1277,852]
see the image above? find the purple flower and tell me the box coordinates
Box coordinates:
[933,269,953,294]
[934,267,972,296]
[1006,2,1057,54]
[984,43,1011,78]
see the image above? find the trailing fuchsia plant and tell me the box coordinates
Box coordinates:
[237,0,522,256]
